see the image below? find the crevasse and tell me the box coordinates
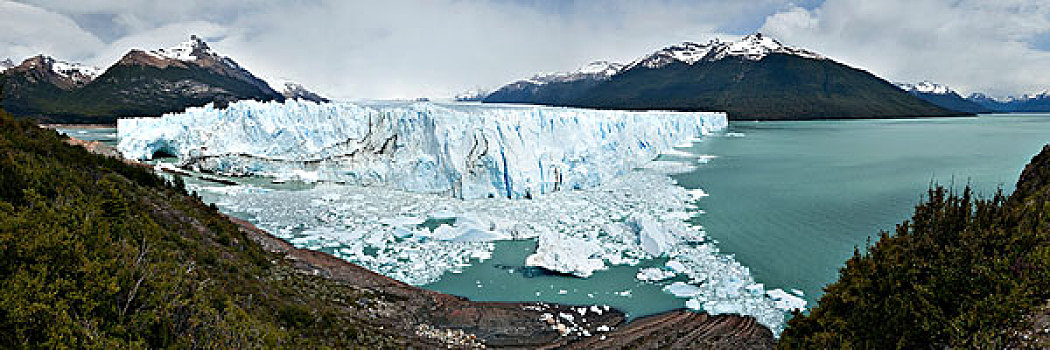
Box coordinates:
[117,100,727,199]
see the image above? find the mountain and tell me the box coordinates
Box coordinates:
[0,58,14,73]
[453,89,489,102]
[484,61,623,105]
[895,81,990,114]
[0,36,285,123]
[484,33,964,120]
[967,91,1050,112]
[266,77,329,103]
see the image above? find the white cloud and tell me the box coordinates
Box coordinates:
[6,0,805,99]
[760,0,1050,97]
[10,0,1048,98]
[0,0,103,63]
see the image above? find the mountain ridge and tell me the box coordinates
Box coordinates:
[0,35,324,123]
[484,33,963,120]
[895,81,990,114]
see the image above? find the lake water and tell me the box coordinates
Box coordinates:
[671,114,1050,309]
[58,113,1050,321]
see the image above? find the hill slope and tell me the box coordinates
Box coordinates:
[485,34,963,120]
[778,144,1050,348]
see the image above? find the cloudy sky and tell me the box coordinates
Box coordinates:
[2,0,1049,99]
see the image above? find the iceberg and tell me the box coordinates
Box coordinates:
[664,282,702,298]
[636,267,676,281]
[118,100,726,199]
[526,230,606,277]
[767,289,808,312]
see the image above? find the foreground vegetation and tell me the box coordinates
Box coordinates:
[780,146,1050,348]
[0,108,401,348]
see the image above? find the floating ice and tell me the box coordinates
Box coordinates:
[767,289,808,312]
[527,230,606,277]
[636,267,676,282]
[147,100,806,335]
[664,282,702,298]
[118,100,727,199]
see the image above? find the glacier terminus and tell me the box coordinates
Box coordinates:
[117,100,805,334]
[118,100,726,199]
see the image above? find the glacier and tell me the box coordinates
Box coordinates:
[120,99,808,335]
[118,100,727,199]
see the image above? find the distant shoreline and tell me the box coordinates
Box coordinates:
[40,123,117,129]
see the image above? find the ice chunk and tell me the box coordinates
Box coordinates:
[767,289,807,312]
[526,230,606,278]
[665,260,688,273]
[118,100,727,199]
[663,282,702,298]
[628,214,676,256]
[636,267,676,282]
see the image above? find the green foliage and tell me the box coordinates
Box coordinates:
[779,148,1050,348]
[0,108,399,348]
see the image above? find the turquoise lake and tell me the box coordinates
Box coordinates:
[61,113,1050,320]
[672,114,1050,310]
[425,114,1050,316]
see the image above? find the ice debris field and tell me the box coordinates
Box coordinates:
[118,100,804,334]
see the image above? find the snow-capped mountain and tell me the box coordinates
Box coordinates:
[264,77,329,103]
[277,81,329,103]
[49,59,102,85]
[967,91,1050,112]
[0,58,14,73]
[147,35,217,61]
[484,61,626,105]
[115,35,278,97]
[895,81,952,95]
[626,33,824,70]
[454,89,489,102]
[525,61,625,85]
[2,55,101,89]
[485,33,959,120]
[1,35,286,123]
[895,81,989,114]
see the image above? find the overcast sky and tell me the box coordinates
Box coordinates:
[2,0,1049,99]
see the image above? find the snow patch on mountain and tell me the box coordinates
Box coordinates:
[50,60,102,84]
[896,81,953,95]
[118,100,726,199]
[524,61,625,85]
[0,58,14,73]
[454,89,490,101]
[264,76,329,102]
[628,33,824,70]
[149,35,214,62]
[18,56,102,84]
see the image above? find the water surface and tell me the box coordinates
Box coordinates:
[673,114,1050,308]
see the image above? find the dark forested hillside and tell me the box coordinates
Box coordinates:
[778,145,1050,348]
[0,108,399,348]
[572,54,961,120]
[485,53,963,120]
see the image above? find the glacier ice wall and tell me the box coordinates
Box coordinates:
[118,100,726,199]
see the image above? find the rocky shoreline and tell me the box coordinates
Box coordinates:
[67,133,776,349]
[232,216,775,349]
